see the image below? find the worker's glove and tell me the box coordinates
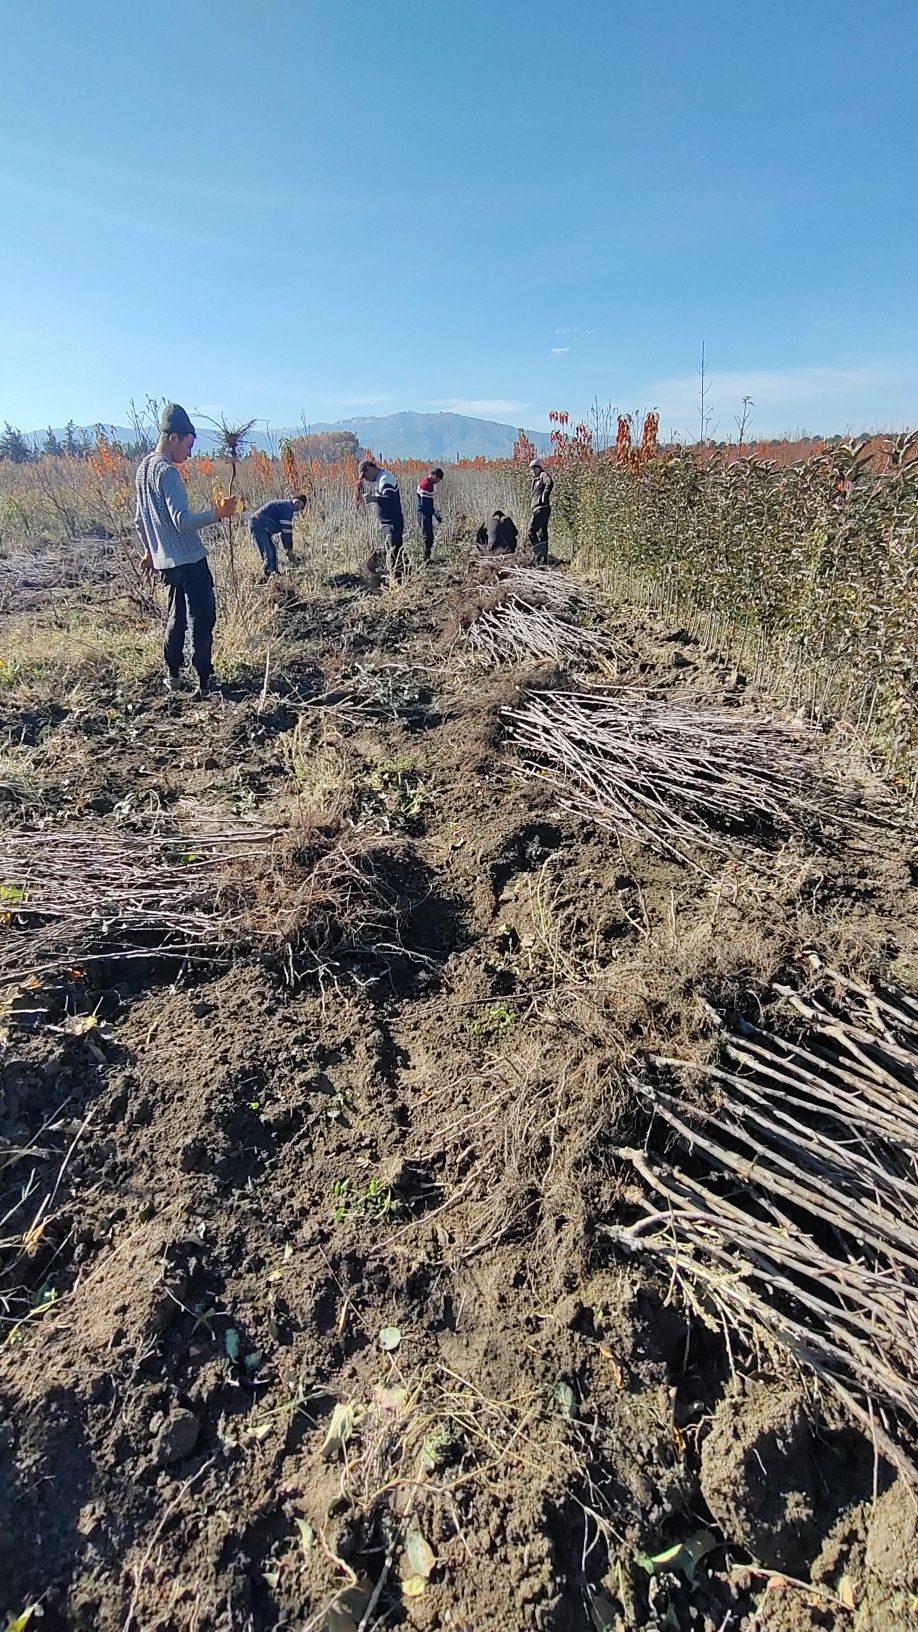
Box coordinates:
[434,511,442,524]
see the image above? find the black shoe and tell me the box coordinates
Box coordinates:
[193,674,223,701]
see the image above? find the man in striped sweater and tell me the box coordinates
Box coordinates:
[416,467,444,561]
[134,403,239,700]
[354,457,406,581]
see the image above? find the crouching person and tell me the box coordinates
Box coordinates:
[249,495,307,577]
[134,403,239,701]
[475,511,519,555]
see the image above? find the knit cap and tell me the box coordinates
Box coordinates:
[160,403,196,437]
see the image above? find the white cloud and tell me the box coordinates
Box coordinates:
[555,325,589,336]
[434,398,531,417]
[551,347,570,356]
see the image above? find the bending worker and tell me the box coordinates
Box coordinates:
[528,458,554,565]
[249,494,307,576]
[355,457,406,580]
[416,466,444,561]
[134,402,239,701]
[475,511,518,555]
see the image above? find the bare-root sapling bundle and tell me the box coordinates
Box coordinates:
[505,687,852,868]
[607,968,918,1485]
[0,819,418,993]
[454,567,626,675]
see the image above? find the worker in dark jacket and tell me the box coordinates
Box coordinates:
[528,459,554,564]
[249,495,307,576]
[416,467,444,561]
[475,511,518,555]
[355,458,406,580]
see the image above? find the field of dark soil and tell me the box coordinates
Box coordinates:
[1,544,917,1631]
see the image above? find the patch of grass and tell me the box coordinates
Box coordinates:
[0,599,159,707]
[359,754,427,829]
[281,718,353,821]
[469,1001,516,1038]
[332,1175,403,1224]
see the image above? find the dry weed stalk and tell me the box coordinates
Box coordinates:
[607,968,918,1484]
[505,687,851,869]
[419,992,625,1273]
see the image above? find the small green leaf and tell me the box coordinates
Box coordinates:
[554,1379,577,1418]
[402,1573,427,1598]
[405,1523,436,1580]
[294,1516,314,1556]
[635,1530,717,1582]
[6,1610,38,1632]
[589,1591,619,1632]
[244,1349,264,1371]
[378,1325,401,1351]
[325,1583,370,1631]
[322,1400,360,1459]
[224,1327,241,1361]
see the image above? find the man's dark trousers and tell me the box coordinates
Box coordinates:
[382,523,407,580]
[251,522,278,574]
[528,506,551,564]
[418,506,435,561]
[162,557,216,683]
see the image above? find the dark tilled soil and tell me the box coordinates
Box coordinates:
[1,554,917,1631]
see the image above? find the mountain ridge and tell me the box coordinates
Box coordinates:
[23,410,551,461]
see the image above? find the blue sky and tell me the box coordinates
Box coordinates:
[1,0,916,439]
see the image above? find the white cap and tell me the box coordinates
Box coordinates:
[529,457,543,469]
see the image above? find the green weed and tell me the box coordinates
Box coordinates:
[469,1001,516,1038]
[332,1175,402,1223]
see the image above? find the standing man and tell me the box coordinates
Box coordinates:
[354,457,406,581]
[528,458,554,565]
[416,467,444,562]
[249,494,308,577]
[134,403,239,700]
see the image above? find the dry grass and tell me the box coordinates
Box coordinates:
[280,717,355,824]
[297,1350,601,1632]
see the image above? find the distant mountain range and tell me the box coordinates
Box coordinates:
[307,412,551,460]
[25,411,550,461]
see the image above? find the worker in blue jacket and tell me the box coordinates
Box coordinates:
[355,458,406,580]
[249,495,307,576]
